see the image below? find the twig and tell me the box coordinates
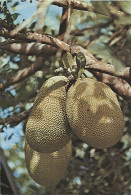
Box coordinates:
[56,7,68,58]
[0,57,45,91]
[108,27,126,45]
[59,8,68,38]
[10,0,55,36]
[0,109,31,126]
[71,19,113,36]
[57,1,73,57]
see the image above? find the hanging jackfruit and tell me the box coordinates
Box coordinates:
[25,76,72,153]
[25,140,72,186]
[66,78,125,149]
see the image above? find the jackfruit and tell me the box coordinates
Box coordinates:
[66,78,125,149]
[25,76,72,153]
[25,140,72,186]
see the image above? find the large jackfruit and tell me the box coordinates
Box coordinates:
[25,76,72,153]
[25,140,72,186]
[66,78,125,149]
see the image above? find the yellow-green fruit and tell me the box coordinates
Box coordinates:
[25,76,72,153]
[66,78,125,149]
[25,140,72,186]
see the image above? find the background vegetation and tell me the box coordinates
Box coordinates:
[0,0,131,194]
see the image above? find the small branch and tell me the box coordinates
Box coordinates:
[59,8,68,38]
[71,19,113,36]
[57,1,73,57]
[56,7,69,58]
[0,109,31,126]
[0,57,44,91]
[64,0,73,42]
[36,3,47,34]
[10,0,55,36]
[108,27,127,46]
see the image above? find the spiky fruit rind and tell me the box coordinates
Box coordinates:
[66,78,125,149]
[26,76,72,153]
[25,140,72,186]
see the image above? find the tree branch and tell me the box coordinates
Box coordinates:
[1,42,56,56]
[52,0,124,17]
[1,29,130,80]
[0,109,31,126]
[71,19,113,36]
[59,8,68,38]
[52,0,94,12]
[0,28,70,51]
[0,27,130,100]
[85,64,130,81]
[0,57,45,91]
[92,71,131,101]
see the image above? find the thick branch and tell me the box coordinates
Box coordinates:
[0,29,130,81]
[1,42,56,56]
[0,28,70,51]
[1,28,130,101]
[92,71,131,101]
[0,109,31,126]
[85,64,130,81]
[52,0,94,12]
[52,0,124,17]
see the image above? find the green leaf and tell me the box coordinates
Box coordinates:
[81,70,93,78]
[119,1,131,15]
[88,40,125,72]
[76,52,86,70]
[78,68,84,78]
[62,52,73,70]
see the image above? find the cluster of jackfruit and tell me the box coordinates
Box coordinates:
[25,76,72,186]
[25,76,125,186]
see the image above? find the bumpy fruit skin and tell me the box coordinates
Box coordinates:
[25,140,72,186]
[66,78,125,149]
[25,76,72,153]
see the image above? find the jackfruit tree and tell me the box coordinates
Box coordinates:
[0,1,131,195]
